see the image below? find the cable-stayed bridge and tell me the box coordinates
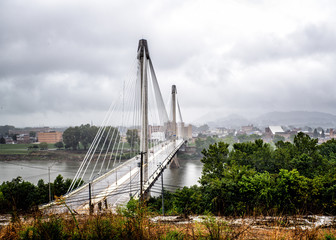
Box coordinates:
[42,39,188,213]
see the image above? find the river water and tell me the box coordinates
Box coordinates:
[0,157,203,192]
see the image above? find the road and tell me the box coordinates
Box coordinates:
[42,139,184,213]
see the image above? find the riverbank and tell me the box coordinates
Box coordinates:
[0,150,85,161]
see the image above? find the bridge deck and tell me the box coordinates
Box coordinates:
[42,139,184,214]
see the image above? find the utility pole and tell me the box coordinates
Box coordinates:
[89,181,93,215]
[140,151,144,202]
[48,166,51,202]
[129,165,132,197]
[48,162,56,202]
[159,162,165,215]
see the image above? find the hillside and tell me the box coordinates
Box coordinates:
[200,111,336,128]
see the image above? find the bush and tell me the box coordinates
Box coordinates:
[55,141,64,149]
[39,142,48,150]
[20,217,66,240]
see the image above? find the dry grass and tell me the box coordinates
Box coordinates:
[0,212,335,240]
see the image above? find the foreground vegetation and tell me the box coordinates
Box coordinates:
[0,175,83,214]
[149,132,336,216]
[1,204,336,240]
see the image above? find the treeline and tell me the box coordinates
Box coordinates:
[149,132,336,215]
[0,175,83,213]
[62,124,120,150]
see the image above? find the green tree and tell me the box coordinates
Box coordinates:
[239,171,274,211]
[230,139,272,172]
[63,127,81,150]
[37,179,49,204]
[12,134,17,142]
[54,141,64,149]
[237,134,261,143]
[195,136,216,156]
[99,126,120,150]
[319,138,336,158]
[294,132,318,156]
[53,175,67,197]
[174,185,204,215]
[79,124,98,150]
[126,129,139,151]
[0,177,38,212]
[274,169,310,213]
[200,142,229,185]
[39,142,48,150]
[272,141,295,171]
[0,137,5,144]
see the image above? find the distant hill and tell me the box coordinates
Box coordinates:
[206,114,251,128]
[198,111,336,129]
[254,111,336,128]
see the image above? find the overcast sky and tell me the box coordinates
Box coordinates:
[1,0,336,127]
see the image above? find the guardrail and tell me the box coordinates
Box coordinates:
[133,139,185,199]
[39,139,182,210]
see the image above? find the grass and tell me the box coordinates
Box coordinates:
[1,208,336,240]
[0,144,32,155]
[0,143,73,156]
[0,143,55,151]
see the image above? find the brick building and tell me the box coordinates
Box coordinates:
[37,131,63,144]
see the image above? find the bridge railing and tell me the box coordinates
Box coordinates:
[40,139,185,211]
[133,139,185,199]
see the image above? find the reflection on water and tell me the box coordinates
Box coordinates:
[0,157,203,191]
[0,159,83,184]
[151,158,203,196]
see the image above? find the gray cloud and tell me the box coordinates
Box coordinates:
[229,23,336,65]
[1,0,336,127]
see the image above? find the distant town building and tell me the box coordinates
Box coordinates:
[9,127,51,136]
[37,131,63,144]
[4,137,14,144]
[214,128,228,136]
[186,124,192,139]
[265,126,285,136]
[241,125,254,133]
[177,122,192,139]
[16,134,30,144]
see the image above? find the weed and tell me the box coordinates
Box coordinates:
[20,216,66,240]
[163,229,185,240]
[324,233,336,240]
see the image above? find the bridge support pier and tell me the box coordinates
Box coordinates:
[170,155,180,168]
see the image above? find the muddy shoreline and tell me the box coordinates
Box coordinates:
[0,151,86,161]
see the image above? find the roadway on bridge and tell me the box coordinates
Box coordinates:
[44,139,184,213]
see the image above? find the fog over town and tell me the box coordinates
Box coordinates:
[1,0,336,127]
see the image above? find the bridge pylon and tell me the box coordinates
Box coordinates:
[170,85,180,168]
[137,39,150,198]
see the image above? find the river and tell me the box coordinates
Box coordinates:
[0,157,203,193]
